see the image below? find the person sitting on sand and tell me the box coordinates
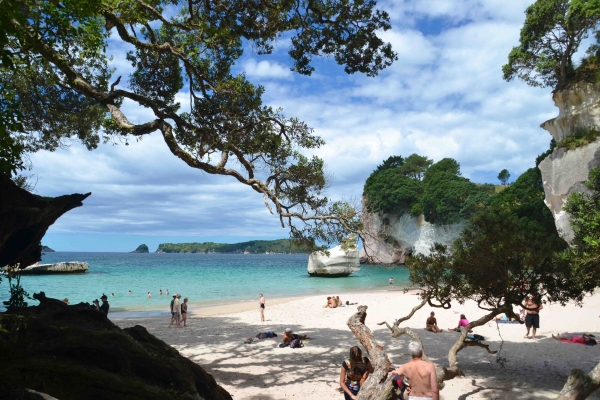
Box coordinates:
[325,296,332,307]
[425,311,442,333]
[336,296,343,306]
[552,333,597,345]
[449,314,470,332]
[283,328,312,343]
[340,346,374,400]
[328,297,337,308]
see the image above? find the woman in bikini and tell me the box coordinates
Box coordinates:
[259,293,265,322]
[339,346,374,400]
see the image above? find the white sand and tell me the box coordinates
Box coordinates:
[114,290,600,399]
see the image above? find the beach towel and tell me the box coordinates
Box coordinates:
[496,320,520,324]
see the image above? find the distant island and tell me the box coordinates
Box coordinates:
[156,239,306,254]
[131,244,149,253]
[41,245,55,252]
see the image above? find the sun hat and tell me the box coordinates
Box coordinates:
[285,328,292,333]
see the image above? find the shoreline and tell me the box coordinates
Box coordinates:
[109,287,418,320]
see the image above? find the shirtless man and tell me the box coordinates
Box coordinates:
[425,312,442,333]
[393,341,438,400]
[523,295,543,339]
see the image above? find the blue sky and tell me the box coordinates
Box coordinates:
[31,0,559,252]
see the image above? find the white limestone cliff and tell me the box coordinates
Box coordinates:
[539,82,600,242]
[4,261,89,275]
[359,211,464,264]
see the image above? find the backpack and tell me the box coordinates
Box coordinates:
[289,338,303,348]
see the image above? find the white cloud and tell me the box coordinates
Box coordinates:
[242,59,293,80]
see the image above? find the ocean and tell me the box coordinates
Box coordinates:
[0,252,410,313]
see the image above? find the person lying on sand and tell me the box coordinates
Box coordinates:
[552,333,597,345]
[346,301,358,306]
[244,331,278,343]
[283,328,312,342]
[425,311,442,333]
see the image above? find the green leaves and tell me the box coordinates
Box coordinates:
[503,0,600,89]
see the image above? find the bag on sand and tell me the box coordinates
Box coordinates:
[289,338,303,348]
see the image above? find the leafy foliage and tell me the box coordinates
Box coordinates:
[497,169,511,185]
[503,0,600,89]
[406,167,587,314]
[561,166,600,285]
[557,126,600,149]
[373,155,404,172]
[535,139,557,166]
[364,156,493,225]
[2,273,30,309]
[1,0,397,248]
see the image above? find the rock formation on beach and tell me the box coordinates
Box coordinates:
[307,236,360,277]
[4,261,89,275]
[131,244,149,253]
[538,82,600,242]
[359,211,464,265]
[0,292,233,400]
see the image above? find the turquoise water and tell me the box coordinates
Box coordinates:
[0,253,410,313]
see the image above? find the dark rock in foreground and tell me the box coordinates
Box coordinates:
[131,244,150,253]
[0,293,233,400]
[4,262,89,275]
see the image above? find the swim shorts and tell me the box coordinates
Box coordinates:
[260,304,265,309]
[525,313,539,328]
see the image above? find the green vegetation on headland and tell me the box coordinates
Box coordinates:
[363,154,496,225]
[131,244,149,253]
[156,239,306,254]
[41,245,54,252]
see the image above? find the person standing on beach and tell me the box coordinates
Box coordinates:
[181,298,188,327]
[259,293,265,322]
[393,341,438,400]
[99,295,110,317]
[169,295,177,327]
[524,295,543,339]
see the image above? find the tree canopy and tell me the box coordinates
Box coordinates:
[503,0,600,89]
[1,0,397,248]
[363,155,494,225]
[497,169,510,185]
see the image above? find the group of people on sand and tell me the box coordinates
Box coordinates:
[340,342,438,400]
[246,328,313,346]
[425,312,476,334]
[325,296,357,308]
[168,294,188,328]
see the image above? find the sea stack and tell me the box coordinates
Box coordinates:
[307,235,360,277]
[131,244,150,253]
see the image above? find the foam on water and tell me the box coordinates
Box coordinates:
[0,252,410,312]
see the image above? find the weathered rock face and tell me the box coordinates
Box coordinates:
[307,244,360,277]
[0,293,233,400]
[4,261,89,275]
[539,82,600,242]
[359,211,464,265]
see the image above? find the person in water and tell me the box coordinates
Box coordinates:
[339,346,373,400]
[389,277,394,285]
[159,289,163,295]
[147,291,152,298]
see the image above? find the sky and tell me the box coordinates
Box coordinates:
[31,0,560,252]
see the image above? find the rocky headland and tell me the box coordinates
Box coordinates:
[538,82,600,242]
[41,245,55,252]
[307,236,360,277]
[359,212,464,265]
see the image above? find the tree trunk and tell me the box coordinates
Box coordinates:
[556,362,600,400]
[347,306,398,400]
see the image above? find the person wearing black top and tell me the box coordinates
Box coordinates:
[99,295,110,316]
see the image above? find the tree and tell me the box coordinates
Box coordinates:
[363,168,423,215]
[373,155,404,172]
[498,169,511,185]
[2,0,398,250]
[398,153,432,180]
[503,0,600,89]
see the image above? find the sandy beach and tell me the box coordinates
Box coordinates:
[114,290,600,399]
